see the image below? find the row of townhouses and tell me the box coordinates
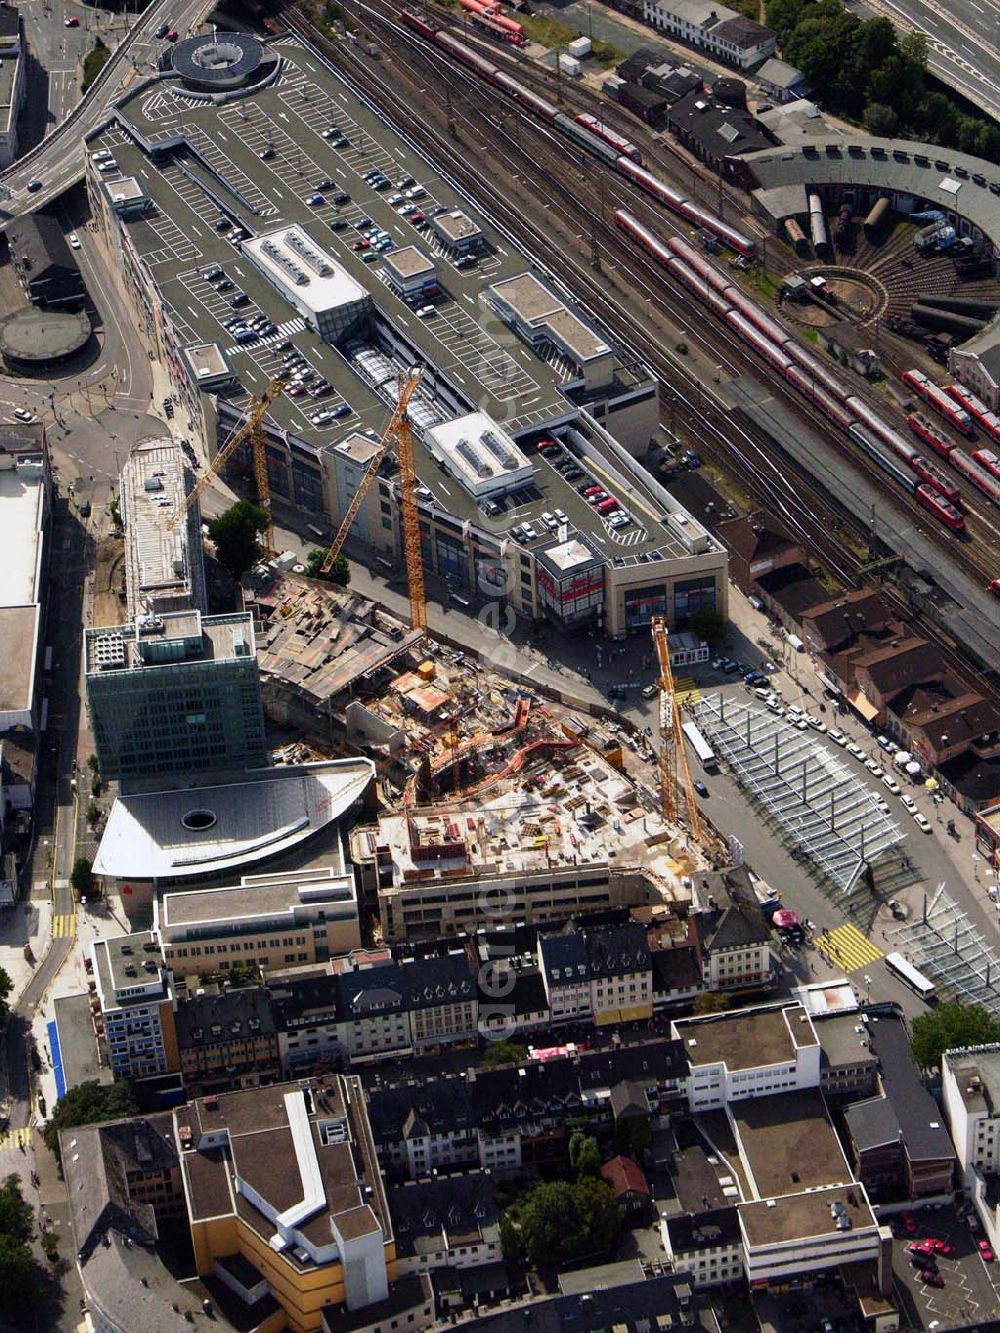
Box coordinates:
[69,876,775,1092]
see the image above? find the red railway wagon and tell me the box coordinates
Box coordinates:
[907,412,956,460]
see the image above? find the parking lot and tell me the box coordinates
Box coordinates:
[891,1204,1000,1326]
[90,34,573,456]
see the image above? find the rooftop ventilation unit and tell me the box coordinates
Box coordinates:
[92,633,128,671]
[456,438,492,478]
[480,429,519,470]
[262,238,307,286]
[284,230,332,276]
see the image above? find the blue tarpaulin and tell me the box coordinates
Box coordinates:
[47,1019,66,1100]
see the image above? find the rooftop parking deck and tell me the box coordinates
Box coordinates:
[91,37,577,439]
[90,37,676,566]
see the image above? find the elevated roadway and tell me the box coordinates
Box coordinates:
[858,0,1000,120]
[0,0,213,220]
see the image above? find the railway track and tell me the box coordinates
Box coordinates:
[280,4,1000,694]
[287,4,864,577]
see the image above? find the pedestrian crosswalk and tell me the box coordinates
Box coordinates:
[675,678,702,706]
[0,1127,32,1152]
[51,913,77,939]
[815,923,883,974]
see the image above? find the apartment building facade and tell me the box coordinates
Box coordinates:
[91,932,180,1081]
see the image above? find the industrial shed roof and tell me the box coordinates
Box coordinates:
[746,136,1000,247]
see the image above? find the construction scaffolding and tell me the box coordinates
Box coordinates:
[691,693,905,897]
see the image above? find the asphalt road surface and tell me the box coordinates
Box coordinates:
[859,0,1000,119]
[0,0,214,217]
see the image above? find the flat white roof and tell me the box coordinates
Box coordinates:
[426,411,534,498]
[0,455,44,607]
[543,537,597,573]
[122,437,203,616]
[243,225,366,316]
[93,758,374,880]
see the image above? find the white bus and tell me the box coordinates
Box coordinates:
[884,952,936,1003]
[682,720,718,772]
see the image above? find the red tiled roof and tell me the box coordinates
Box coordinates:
[600,1155,650,1199]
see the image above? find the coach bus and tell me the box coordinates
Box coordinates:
[682,721,718,773]
[885,952,936,1003]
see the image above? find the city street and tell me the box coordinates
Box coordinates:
[0,0,215,217]
[849,0,1000,119]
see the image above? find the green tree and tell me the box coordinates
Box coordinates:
[499,1214,523,1266]
[911,1002,1000,1071]
[86,754,99,776]
[863,102,899,137]
[82,37,110,93]
[690,607,727,648]
[41,1080,138,1165]
[573,1175,622,1255]
[568,1132,602,1178]
[615,1114,653,1158]
[693,991,731,1015]
[0,966,12,1030]
[208,500,269,579]
[481,1040,527,1070]
[900,29,928,69]
[0,1233,39,1311]
[70,857,93,900]
[518,1181,580,1266]
[0,1175,33,1243]
[305,548,351,587]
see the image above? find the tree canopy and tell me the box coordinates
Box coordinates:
[41,1079,138,1163]
[568,1132,602,1178]
[513,1177,621,1268]
[0,1174,33,1244]
[690,607,727,648]
[0,966,11,1030]
[0,1177,38,1314]
[305,548,351,587]
[481,1040,527,1070]
[70,857,94,900]
[208,501,269,579]
[766,0,1000,162]
[0,1232,39,1312]
[910,1002,1000,1071]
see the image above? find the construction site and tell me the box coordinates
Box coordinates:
[99,351,716,950]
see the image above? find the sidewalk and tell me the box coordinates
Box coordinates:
[0,897,53,1009]
[29,893,130,1125]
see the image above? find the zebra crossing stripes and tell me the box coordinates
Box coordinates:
[815,923,883,974]
[51,913,77,939]
[0,1127,31,1152]
[674,678,701,706]
[225,317,306,357]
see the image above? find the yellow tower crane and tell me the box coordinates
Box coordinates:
[166,377,287,558]
[318,367,426,633]
[651,614,701,844]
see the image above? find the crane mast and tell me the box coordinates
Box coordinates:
[319,368,426,631]
[166,377,287,557]
[651,615,701,844]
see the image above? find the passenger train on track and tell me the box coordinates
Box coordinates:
[400,9,758,257]
[611,208,1000,533]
